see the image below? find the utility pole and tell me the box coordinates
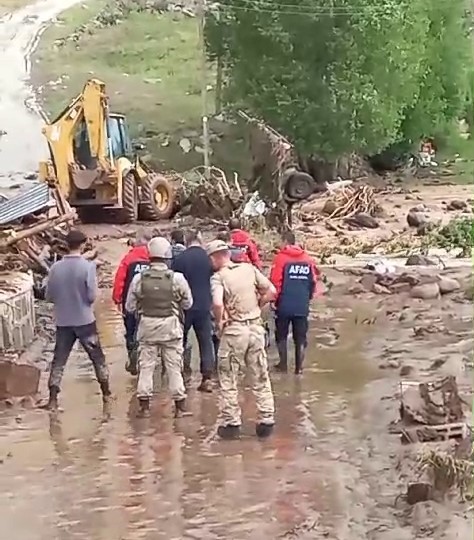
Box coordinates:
[197,0,211,178]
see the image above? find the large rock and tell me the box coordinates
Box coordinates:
[0,361,40,400]
[446,199,467,211]
[411,282,440,300]
[345,212,379,229]
[438,277,460,295]
[406,254,436,266]
[407,211,428,228]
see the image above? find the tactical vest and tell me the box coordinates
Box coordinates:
[138,267,174,318]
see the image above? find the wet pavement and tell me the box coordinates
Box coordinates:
[0,0,81,184]
[0,295,383,540]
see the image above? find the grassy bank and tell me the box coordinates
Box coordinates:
[0,0,31,14]
[32,0,249,175]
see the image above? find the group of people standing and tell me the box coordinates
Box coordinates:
[42,220,319,440]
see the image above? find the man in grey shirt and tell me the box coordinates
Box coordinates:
[43,229,111,410]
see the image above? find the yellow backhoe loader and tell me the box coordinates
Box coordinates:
[39,78,176,223]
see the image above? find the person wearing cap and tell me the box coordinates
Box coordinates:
[208,239,276,440]
[227,218,263,269]
[172,229,214,392]
[112,228,151,375]
[43,229,111,410]
[125,236,193,418]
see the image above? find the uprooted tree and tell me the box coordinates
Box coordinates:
[205,0,472,173]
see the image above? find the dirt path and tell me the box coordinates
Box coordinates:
[0,0,81,185]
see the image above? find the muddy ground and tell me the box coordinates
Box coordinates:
[0,225,472,540]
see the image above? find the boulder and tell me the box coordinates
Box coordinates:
[0,361,40,400]
[438,277,460,295]
[406,254,436,266]
[446,199,467,211]
[407,211,427,228]
[345,212,379,229]
[406,482,433,505]
[411,282,440,300]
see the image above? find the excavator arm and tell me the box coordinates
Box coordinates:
[39,79,111,197]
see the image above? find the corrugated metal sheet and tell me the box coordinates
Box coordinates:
[0,183,52,225]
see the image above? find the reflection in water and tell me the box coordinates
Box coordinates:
[0,293,379,539]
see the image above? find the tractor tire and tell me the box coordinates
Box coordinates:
[139,173,175,221]
[284,171,316,201]
[119,172,139,224]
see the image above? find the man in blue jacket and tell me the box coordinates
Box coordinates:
[172,229,215,392]
[269,231,319,374]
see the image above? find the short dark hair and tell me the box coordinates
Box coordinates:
[65,229,87,250]
[170,228,184,245]
[185,229,201,245]
[216,229,230,242]
[228,218,241,231]
[282,230,296,245]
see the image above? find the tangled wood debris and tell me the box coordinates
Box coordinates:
[178,166,247,220]
[323,184,382,219]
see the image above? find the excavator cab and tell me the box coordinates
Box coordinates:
[39,78,176,223]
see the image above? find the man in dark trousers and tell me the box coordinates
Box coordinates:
[270,231,320,375]
[43,229,111,410]
[112,229,151,375]
[228,218,262,269]
[172,229,215,392]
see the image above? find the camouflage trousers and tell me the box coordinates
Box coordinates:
[137,339,186,401]
[217,321,275,427]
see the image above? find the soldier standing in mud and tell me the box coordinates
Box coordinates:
[42,229,111,411]
[207,239,276,440]
[125,237,193,418]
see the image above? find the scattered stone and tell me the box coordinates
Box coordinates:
[400,365,414,377]
[23,172,37,181]
[348,283,366,295]
[322,199,337,215]
[411,282,440,300]
[389,282,412,294]
[406,482,433,505]
[345,212,379,229]
[446,199,467,211]
[406,254,436,266]
[387,359,401,369]
[359,273,378,291]
[407,211,428,228]
[0,362,40,400]
[372,283,391,294]
[438,277,460,295]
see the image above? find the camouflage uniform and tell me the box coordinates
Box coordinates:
[125,262,193,406]
[211,261,275,429]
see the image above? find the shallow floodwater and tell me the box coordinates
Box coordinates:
[0,294,379,540]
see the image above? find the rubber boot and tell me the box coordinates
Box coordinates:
[198,375,213,393]
[182,346,192,386]
[137,397,151,418]
[174,399,192,418]
[294,344,306,375]
[40,386,59,411]
[125,346,138,376]
[256,423,274,439]
[217,425,241,440]
[274,341,288,373]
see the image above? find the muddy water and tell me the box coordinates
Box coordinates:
[0,0,81,183]
[0,294,380,540]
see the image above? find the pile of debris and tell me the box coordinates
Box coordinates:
[0,183,76,282]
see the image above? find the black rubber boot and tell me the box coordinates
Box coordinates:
[256,423,274,438]
[217,425,241,440]
[174,399,192,418]
[275,341,288,373]
[125,347,138,376]
[137,397,151,418]
[294,344,306,375]
[40,386,59,411]
[182,347,192,385]
[100,380,112,404]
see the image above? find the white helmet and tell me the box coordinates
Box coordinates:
[148,237,172,259]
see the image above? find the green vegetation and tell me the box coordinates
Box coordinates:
[427,217,474,256]
[0,0,31,14]
[32,0,248,174]
[206,0,473,166]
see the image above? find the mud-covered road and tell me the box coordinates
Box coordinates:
[0,0,80,185]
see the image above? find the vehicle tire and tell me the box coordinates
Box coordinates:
[119,172,139,223]
[139,173,175,221]
[284,171,316,201]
